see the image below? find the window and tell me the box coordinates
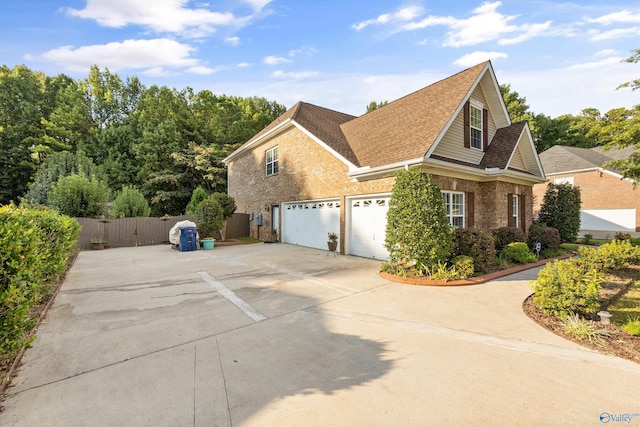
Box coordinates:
[442,191,465,228]
[266,146,278,176]
[554,176,574,186]
[470,105,482,150]
[512,194,519,228]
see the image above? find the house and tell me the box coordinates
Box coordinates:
[533,145,640,233]
[223,61,546,259]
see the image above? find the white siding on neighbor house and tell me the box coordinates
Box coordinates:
[431,85,497,165]
[581,209,635,232]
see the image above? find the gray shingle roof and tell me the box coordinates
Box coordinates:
[480,121,527,169]
[539,145,635,174]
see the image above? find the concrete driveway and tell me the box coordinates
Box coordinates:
[3,243,640,426]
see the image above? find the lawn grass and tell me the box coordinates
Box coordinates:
[236,236,262,243]
[608,278,640,325]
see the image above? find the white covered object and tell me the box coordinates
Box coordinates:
[169,220,197,244]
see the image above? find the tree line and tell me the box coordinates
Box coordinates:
[0,64,286,215]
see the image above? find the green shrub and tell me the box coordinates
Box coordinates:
[630,238,640,247]
[561,314,611,346]
[615,231,631,241]
[0,204,79,361]
[451,255,474,278]
[111,186,151,218]
[582,234,594,245]
[194,196,224,239]
[622,317,640,336]
[500,242,536,264]
[531,259,602,317]
[185,187,208,214]
[384,169,453,272]
[493,227,526,252]
[578,240,640,272]
[210,192,237,220]
[48,174,110,217]
[452,228,496,273]
[538,183,581,243]
[527,224,560,254]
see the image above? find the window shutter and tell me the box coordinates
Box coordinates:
[507,193,514,227]
[463,101,470,148]
[483,108,489,151]
[466,192,474,228]
[519,195,526,232]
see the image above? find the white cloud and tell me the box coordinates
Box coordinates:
[65,0,250,38]
[589,27,640,41]
[225,36,240,46]
[40,38,199,72]
[595,49,619,57]
[186,65,217,75]
[263,55,291,65]
[400,1,550,47]
[271,70,318,79]
[352,6,423,31]
[237,62,253,68]
[453,51,508,68]
[288,46,318,57]
[142,67,169,77]
[243,0,272,12]
[587,10,640,25]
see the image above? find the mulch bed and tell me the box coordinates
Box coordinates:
[523,265,640,365]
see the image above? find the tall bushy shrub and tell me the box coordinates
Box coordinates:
[577,240,640,273]
[210,192,237,220]
[493,227,526,252]
[384,169,453,270]
[531,259,602,316]
[0,205,79,360]
[539,183,581,243]
[451,228,496,272]
[527,224,560,253]
[48,173,110,217]
[194,196,224,238]
[111,186,151,218]
[185,187,208,214]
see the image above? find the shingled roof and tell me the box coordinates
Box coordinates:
[539,145,631,175]
[341,62,488,168]
[480,121,527,169]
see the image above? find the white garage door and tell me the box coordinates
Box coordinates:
[581,209,635,232]
[281,199,340,250]
[348,196,390,260]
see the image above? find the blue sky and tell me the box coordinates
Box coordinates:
[1,0,639,118]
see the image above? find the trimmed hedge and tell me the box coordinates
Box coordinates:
[493,227,526,252]
[527,224,560,253]
[1,204,80,362]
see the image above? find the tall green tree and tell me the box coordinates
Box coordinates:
[539,183,581,243]
[366,100,388,113]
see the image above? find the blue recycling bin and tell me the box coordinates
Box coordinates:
[179,227,198,252]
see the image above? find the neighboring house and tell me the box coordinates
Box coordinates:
[223,61,546,259]
[533,145,640,233]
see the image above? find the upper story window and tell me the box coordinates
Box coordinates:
[470,105,483,150]
[554,176,574,186]
[442,191,465,228]
[266,146,278,176]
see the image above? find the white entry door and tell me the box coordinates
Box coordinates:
[281,199,340,250]
[348,196,390,260]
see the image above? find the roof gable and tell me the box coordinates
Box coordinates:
[341,62,490,169]
[540,145,638,175]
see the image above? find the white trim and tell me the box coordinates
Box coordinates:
[600,167,636,183]
[543,168,599,176]
[348,157,425,181]
[265,146,278,176]
[442,190,465,228]
[223,118,293,163]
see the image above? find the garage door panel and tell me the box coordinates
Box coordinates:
[349,196,389,260]
[282,200,340,250]
[580,209,635,232]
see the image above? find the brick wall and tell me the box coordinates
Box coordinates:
[533,170,640,229]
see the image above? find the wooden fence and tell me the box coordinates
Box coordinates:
[76,213,250,250]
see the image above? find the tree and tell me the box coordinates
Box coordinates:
[538,183,581,243]
[111,185,151,218]
[48,173,110,217]
[617,48,640,91]
[384,168,453,271]
[366,100,388,113]
[185,186,208,214]
[24,151,103,205]
[210,192,236,220]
